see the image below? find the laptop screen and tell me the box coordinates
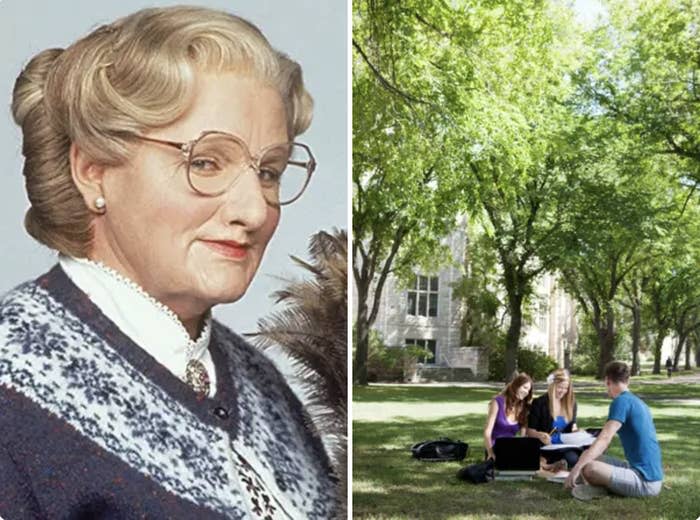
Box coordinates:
[493,437,541,471]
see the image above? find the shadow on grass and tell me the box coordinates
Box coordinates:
[354,402,700,519]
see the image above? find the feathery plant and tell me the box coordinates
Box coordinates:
[251,228,347,514]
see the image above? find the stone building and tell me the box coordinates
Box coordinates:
[521,273,578,368]
[371,227,577,380]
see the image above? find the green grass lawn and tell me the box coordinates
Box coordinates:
[353,378,700,519]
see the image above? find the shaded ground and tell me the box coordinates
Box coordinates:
[353,372,700,519]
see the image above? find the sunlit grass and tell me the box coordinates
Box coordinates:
[353,480,389,494]
[353,380,700,519]
[656,432,679,442]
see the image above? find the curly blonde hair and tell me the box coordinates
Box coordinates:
[11,6,313,257]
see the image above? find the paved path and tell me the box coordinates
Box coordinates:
[636,372,700,384]
[369,370,700,391]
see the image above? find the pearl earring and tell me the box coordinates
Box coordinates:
[94,196,106,211]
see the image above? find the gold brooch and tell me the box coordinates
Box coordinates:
[185,359,210,398]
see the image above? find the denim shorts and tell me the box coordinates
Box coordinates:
[599,455,663,497]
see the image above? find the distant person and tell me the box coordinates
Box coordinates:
[665,356,673,378]
[527,368,580,470]
[483,372,533,460]
[564,361,663,500]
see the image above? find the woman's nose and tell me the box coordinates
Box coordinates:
[220,168,270,229]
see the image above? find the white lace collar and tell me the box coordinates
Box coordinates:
[58,255,216,396]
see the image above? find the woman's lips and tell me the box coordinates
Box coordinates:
[202,239,249,260]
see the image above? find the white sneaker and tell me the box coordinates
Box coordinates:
[572,484,608,501]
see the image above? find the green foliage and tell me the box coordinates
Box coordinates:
[564,0,700,375]
[352,0,473,383]
[353,0,468,282]
[353,0,589,381]
[551,63,685,376]
[572,319,605,376]
[452,225,502,348]
[487,343,558,382]
[572,308,633,376]
[364,329,432,383]
[581,0,700,179]
[455,1,584,377]
[354,0,700,383]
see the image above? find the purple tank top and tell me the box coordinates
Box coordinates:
[490,394,520,446]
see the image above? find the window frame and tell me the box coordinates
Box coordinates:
[406,274,439,318]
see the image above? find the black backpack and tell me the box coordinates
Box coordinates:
[411,438,469,462]
[456,458,495,484]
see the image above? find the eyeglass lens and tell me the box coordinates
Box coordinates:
[188,133,311,205]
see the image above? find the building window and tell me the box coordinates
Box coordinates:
[406,338,437,364]
[407,275,439,317]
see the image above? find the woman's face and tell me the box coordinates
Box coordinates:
[554,380,569,400]
[93,72,287,320]
[516,382,531,401]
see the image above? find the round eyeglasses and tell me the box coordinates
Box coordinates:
[137,131,316,206]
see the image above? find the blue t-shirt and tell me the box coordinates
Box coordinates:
[608,390,663,481]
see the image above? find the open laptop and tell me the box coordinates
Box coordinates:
[493,437,540,480]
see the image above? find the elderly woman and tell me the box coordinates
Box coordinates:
[0,6,335,519]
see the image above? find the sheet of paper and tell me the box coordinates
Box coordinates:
[547,470,570,483]
[541,431,595,450]
[560,431,596,446]
[540,443,582,450]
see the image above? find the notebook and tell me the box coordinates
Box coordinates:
[540,431,596,451]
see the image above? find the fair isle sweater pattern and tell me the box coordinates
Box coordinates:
[0,266,335,519]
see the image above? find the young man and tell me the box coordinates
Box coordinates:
[564,361,663,500]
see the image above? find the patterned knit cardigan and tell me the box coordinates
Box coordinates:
[0,266,336,519]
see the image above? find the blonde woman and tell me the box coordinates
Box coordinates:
[527,368,580,469]
[0,6,337,518]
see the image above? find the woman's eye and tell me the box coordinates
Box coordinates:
[190,157,220,173]
[258,168,282,185]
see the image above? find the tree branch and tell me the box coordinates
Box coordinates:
[353,39,429,106]
[368,225,409,326]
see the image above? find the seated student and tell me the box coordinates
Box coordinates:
[564,361,664,500]
[483,372,533,460]
[527,368,580,470]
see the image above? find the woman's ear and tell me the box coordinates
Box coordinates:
[70,143,107,213]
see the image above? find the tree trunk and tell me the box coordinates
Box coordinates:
[652,333,664,374]
[673,333,686,370]
[352,227,407,386]
[353,282,370,385]
[685,337,691,370]
[596,304,616,379]
[650,291,668,374]
[504,292,524,381]
[630,304,641,376]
